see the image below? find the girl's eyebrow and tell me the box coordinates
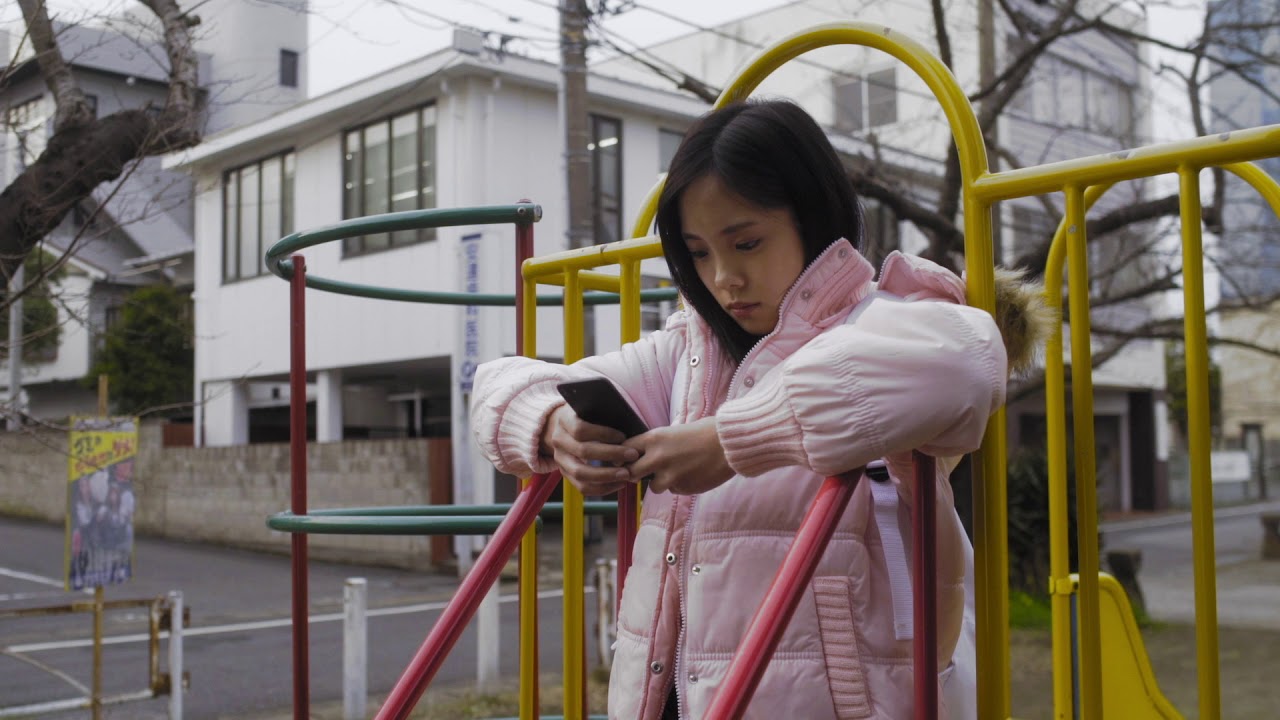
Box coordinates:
[683,220,757,242]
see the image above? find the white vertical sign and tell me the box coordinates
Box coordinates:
[451,231,501,687]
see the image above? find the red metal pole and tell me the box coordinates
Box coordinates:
[375,471,563,720]
[288,254,309,720]
[705,470,863,720]
[616,485,635,616]
[912,452,938,720]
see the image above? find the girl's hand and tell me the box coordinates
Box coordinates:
[624,417,734,495]
[541,405,639,496]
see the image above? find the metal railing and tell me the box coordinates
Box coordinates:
[0,592,186,718]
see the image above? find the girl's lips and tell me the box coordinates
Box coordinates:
[727,302,759,318]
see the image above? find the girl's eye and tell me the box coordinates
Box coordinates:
[689,249,708,261]
[735,239,761,252]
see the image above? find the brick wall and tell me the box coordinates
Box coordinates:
[0,423,444,569]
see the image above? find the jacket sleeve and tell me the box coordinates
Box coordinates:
[714,294,1007,478]
[470,315,686,478]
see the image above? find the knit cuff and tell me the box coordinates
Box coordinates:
[715,379,810,477]
[495,381,566,476]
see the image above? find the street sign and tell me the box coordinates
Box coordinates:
[65,416,138,590]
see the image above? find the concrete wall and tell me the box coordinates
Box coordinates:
[0,423,441,569]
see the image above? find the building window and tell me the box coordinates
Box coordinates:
[223,151,296,282]
[4,95,47,169]
[342,105,437,255]
[1006,41,1135,140]
[658,128,683,173]
[834,68,897,133]
[280,50,299,88]
[84,94,98,118]
[590,114,622,245]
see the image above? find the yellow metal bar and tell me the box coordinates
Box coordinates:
[619,261,644,526]
[632,173,666,242]
[1225,161,1280,217]
[1179,166,1222,720]
[520,272,540,720]
[1064,186,1103,720]
[971,124,1280,203]
[619,260,641,344]
[523,235,664,279]
[538,270,623,294]
[562,269,586,720]
[1043,182,1112,720]
[961,196,1009,719]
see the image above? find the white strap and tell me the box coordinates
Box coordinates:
[869,476,914,641]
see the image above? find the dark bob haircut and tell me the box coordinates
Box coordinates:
[656,99,864,362]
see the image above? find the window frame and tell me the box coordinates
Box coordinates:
[833,67,897,133]
[590,113,623,246]
[341,103,438,257]
[658,127,684,173]
[280,49,300,88]
[222,149,296,284]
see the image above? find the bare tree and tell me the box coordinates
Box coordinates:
[1,0,202,294]
[592,0,1280,379]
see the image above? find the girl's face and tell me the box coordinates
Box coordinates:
[679,173,805,336]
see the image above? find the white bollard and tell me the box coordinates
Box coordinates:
[344,578,368,720]
[168,591,183,720]
[476,568,501,690]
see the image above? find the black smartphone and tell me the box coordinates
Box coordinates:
[556,378,649,438]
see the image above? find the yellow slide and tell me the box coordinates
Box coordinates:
[1084,572,1183,719]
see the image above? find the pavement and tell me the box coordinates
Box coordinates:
[1099,499,1280,631]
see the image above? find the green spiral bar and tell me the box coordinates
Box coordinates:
[267,512,542,536]
[264,204,677,306]
[266,502,618,536]
[303,502,618,518]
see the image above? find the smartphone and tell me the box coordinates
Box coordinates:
[556,378,649,438]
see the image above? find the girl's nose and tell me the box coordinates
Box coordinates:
[714,259,744,290]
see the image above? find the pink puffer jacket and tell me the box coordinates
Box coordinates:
[472,240,1006,719]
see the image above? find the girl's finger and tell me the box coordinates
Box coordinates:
[578,441,640,466]
[574,422,628,445]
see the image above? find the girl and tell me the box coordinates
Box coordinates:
[473,99,1042,719]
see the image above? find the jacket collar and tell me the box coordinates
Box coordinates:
[779,237,876,328]
[684,237,875,362]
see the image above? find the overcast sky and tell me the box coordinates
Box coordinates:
[4,0,1206,141]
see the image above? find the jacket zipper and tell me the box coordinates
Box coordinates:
[673,241,867,716]
[672,495,696,720]
[726,240,859,397]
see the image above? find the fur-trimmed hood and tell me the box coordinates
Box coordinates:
[990,267,1055,377]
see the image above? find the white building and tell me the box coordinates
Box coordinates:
[0,0,307,423]
[1208,0,1280,497]
[173,0,1170,511]
[169,34,706,448]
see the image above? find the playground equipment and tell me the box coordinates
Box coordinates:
[265,21,1280,720]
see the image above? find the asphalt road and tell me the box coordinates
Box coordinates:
[1101,500,1280,629]
[0,516,597,719]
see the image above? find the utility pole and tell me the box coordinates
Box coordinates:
[561,0,595,355]
[6,264,24,431]
[978,0,1002,265]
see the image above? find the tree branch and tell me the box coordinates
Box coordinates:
[16,0,94,132]
[0,0,204,284]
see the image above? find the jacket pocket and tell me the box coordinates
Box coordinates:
[812,576,874,720]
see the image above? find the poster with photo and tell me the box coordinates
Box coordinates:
[64,416,138,590]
